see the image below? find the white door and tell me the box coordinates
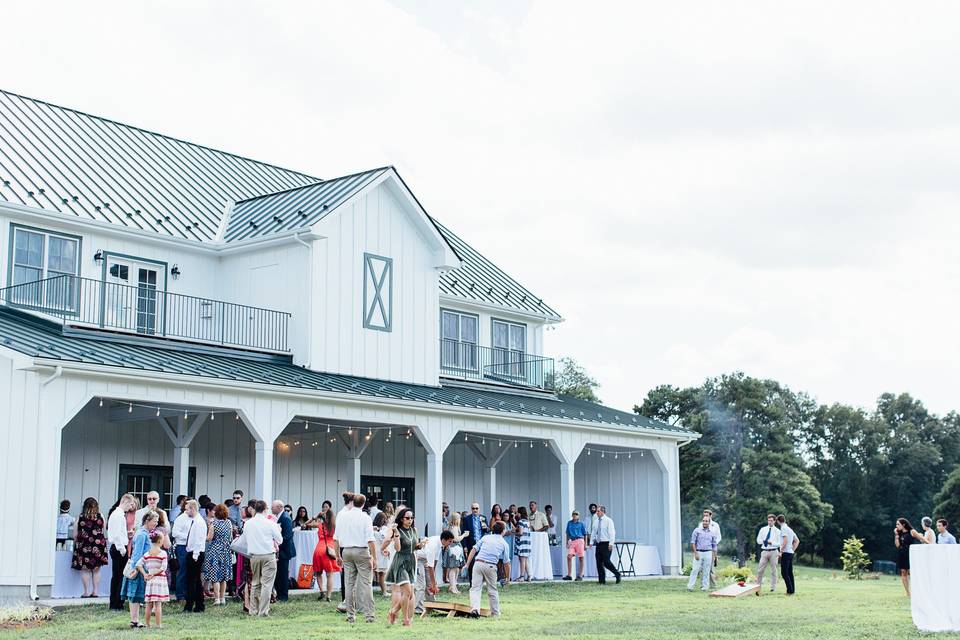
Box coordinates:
[104,257,162,335]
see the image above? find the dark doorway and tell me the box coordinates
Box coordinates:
[361,475,415,513]
[118,464,196,511]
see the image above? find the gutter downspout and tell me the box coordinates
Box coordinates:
[29,366,63,600]
[293,233,313,369]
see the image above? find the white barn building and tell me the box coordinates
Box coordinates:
[0,90,695,598]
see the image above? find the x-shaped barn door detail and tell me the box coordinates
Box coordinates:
[363,253,393,331]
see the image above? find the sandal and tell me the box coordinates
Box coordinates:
[129,622,145,628]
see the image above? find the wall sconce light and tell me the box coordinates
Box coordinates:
[93,250,104,264]
[171,264,181,280]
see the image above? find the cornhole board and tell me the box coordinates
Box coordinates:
[420,601,491,618]
[710,582,761,598]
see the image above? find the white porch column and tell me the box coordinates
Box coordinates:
[172,447,190,498]
[664,444,682,574]
[482,465,496,511]
[425,452,443,537]
[559,462,576,532]
[346,457,361,494]
[254,441,274,503]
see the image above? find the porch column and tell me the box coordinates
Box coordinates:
[172,447,190,498]
[255,441,274,503]
[482,465,496,511]
[346,457,361,494]
[559,461,576,532]
[425,452,443,537]
[664,444,682,575]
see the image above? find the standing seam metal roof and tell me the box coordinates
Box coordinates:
[0,307,685,435]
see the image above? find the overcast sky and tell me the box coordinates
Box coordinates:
[3,1,958,415]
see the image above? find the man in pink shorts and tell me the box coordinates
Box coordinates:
[562,510,588,581]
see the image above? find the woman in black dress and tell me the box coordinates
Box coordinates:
[894,517,915,596]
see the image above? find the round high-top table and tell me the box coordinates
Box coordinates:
[511,531,554,580]
[290,529,341,589]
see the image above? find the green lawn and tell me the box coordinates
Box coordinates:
[6,566,954,639]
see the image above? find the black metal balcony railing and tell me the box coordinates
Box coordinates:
[440,338,555,391]
[0,275,290,352]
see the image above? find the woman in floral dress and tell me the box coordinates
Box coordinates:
[71,497,109,597]
[202,504,234,605]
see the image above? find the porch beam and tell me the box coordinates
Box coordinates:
[156,417,178,446]
[181,412,209,447]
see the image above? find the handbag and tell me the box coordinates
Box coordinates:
[123,557,138,579]
[297,564,315,589]
[322,527,337,559]
[230,533,250,558]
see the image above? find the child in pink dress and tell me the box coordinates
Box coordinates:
[137,529,170,628]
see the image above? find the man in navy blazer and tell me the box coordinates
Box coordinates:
[272,500,296,601]
[461,502,488,557]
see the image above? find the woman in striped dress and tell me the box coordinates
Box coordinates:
[515,506,531,582]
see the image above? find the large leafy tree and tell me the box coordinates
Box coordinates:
[934,465,960,529]
[553,357,601,402]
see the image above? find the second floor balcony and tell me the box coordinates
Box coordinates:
[439,338,555,392]
[0,274,290,353]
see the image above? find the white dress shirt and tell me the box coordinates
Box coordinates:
[183,514,208,559]
[171,513,191,546]
[780,524,798,554]
[368,506,381,523]
[756,524,782,550]
[591,515,616,543]
[709,520,722,545]
[587,513,600,545]
[107,508,129,555]
[333,508,375,548]
[415,535,443,567]
[243,513,283,555]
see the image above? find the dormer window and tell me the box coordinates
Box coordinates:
[441,309,478,371]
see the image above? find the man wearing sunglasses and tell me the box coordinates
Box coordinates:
[461,503,488,561]
[227,490,244,529]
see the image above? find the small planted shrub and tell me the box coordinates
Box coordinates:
[718,564,754,584]
[841,536,871,579]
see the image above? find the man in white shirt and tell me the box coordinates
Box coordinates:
[244,500,283,616]
[181,499,208,612]
[107,494,135,611]
[703,509,722,587]
[333,494,377,623]
[756,514,782,592]
[367,495,381,524]
[585,503,599,547]
[591,505,621,584]
[335,492,354,613]
[777,515,800,595]
[414,531,454,614]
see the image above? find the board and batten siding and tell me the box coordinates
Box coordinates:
[311,183,440,386]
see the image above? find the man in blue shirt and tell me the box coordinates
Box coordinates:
[936,519,957,544]
[466,521,511,617]
[563,510,588,581]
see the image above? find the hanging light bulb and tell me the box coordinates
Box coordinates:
[184,409,188,419]
[305,421,309,431]
[210,413,214,420]
[587,449,591,455]
[529,441,533,448]
[514,441,518,448]
[348,427,353,435]
[615,453,618,459]
[312,441,318,447]
[544,441,548,447]
[294,441,300,446]
[498,440,502,447]
[99,398,104,407]
[601,451,605,458]
[628,453,632,459]
[235,413,239,421]
[481,437,485,445]
[327,425,331,433]
[156,407,160,417]
[388,428,392,437]
[128,403,133,413]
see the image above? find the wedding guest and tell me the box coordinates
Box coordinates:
[912,517,936,544]
[335,492,355,613]
[466,521,511,618]
[462,502,488,563]
[122,511,157,628]
[514,506,531,581]
[384,507,418,626]
[238,504,255,613]
[71,497,108,598]
[382,501,396,523]
[107,493,138,611]
[490,504,504,526]
[134,492,168,533]
[170,497,195,603]
[182,499,208,613]
[441,502,451,530]
[528,501,549,532]
[443,512,467,593]
[687,515,717,592]
[245,500,283,616]
[334,493,377,623]
[545,505,557,542]
[936,519,956,544]
[197,495,213,519]
[227,491,244,529]
[372,512,392,598]
[368,496,381,523]
[414,530,453,615]
[56,500,74,549]
[202,504,233,605]
[585,503,599,546]
[592,505,621,584]
[137,528,169,628]
[895,517,915,596]
[778,514,799,595]
[293,506,310,529]
[169,495,187,524]
[311,500,340,602]
[755,514,781,592]
[562,510,587,581]
[270,500,295,601]
[703,509,722,587]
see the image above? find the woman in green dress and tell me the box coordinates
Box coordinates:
[383,507,419,626]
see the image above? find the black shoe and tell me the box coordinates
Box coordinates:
[615,574,622,584]
[575,576,583,581]
[469,610,480,618]
[562,576,572,581]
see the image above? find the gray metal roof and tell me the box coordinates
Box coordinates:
[0,307,687,435]
[224,167,389,242]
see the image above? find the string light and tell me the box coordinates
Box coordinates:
[327,425,331,433]
[305,421,309,430]
[99,398,104,407]
[498,440,502,447]
[128,403,133,413]
[530,441,533,448]
[155,407,160,417]
[514,442,518,448]
[184,409,188,419]
[481,437,485,445]
[235,413,239,421]
[348,427,353,435]
[388,428,392,437]
[210,413,214,420]
[464,434,468,442]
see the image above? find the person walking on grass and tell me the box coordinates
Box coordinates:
[384,507,419,626]
[591,505,621,584]
[777,515,799,595]
[466,521,511,618]
[334,493,377,624]
[245,500,283,617]
[687,515,717,592]
[755,514,781,593]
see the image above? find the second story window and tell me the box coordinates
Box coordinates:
[441,309,478,371]
[492,319,526,378]
[10,226,79,310]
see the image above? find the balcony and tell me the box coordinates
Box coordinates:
[0,275,290,353]
[439,338,555,392]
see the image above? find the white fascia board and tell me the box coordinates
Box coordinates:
[439,293,564,324]
[29,358,696,443]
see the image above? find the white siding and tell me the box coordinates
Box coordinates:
[442,441,560,512]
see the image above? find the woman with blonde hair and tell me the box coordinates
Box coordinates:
[107,493,139,610]
[443,511,468,593]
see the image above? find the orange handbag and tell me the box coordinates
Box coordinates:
[297,564,315,589]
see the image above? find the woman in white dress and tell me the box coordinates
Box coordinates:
[372,512,394,597]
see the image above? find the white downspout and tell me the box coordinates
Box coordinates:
[293,233,313,369]
[29,366,63,600]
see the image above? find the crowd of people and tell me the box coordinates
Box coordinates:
[59,490,624,626]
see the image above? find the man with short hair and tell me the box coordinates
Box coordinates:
[466,521,511,617]
[170,497,194,602]
[528,501,549,532]
[936,519,957,544]
[703,509,722,587]
[563,510,588,581]
[756,514,782,592]
[182,499,208,613]
[227,490,244,529]
[544,505,556,542]
[134,491,165,532]
[368,495,381,523]
[245,500,282,616]
[687,515,717,592]
[585,503,599,547]
[591,505,621,584]
[777,515,799,595]
[461,502,488,563]
[169,494,187,523]
[333,494,377,623]
[271,500,295,601]
[336,492,355,613]
[414,530,454,614]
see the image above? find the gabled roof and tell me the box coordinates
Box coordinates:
[224,167,390,242]
[0,90,317,241]
[0,307,687,436]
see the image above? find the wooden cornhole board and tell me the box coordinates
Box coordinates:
[420,601,491,618]
[710,582,761,598]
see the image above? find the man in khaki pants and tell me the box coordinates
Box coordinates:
[333,494,377,623]
[755,514,782,593]
[465,521,511,617]
[242,500,282,616]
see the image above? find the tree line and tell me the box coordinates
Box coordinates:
[555,362,960,566]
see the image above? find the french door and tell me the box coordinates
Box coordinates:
[491,319,526,379]
[118,464,196,511]
[361,475,415,514]
[104,257,163,335]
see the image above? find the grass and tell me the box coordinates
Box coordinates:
[5,566,955,639]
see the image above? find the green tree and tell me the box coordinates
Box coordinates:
[553,357,601,402]
[840,536,871,579]
[933,465,960,528]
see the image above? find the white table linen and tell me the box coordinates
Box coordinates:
[290,529,341,589]
[910,545,960,632]
[52,550,112,598]
[510,531,553,580]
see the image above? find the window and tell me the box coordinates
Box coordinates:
[362,253,393,332]
[441,309,478,371]
[492,319,526,379]
[9,226,80,310]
